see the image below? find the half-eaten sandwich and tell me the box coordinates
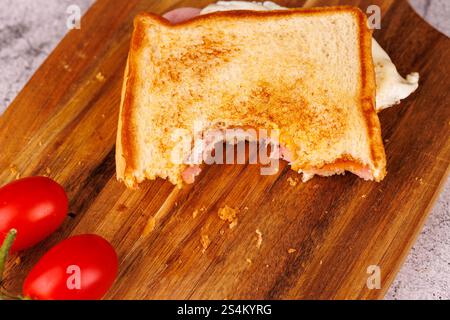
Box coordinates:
[116,6,387,188]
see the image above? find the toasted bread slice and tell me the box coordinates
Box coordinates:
[117,6,386,188]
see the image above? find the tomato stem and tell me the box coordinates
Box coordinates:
[0,229,17,284]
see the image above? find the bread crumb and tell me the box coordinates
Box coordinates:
[96,72,105,82]
[218,205,238,222]
[361,194,367,198]
[319,260,323,265]
[201,235,211,253]
[246,258,252,264]
[288,248,297,254]
[192,209,199,219]
[15,256,21,265]
[45,167,51,175]
[220,229,225,235]
[244,206,249,211]
[287,177,298,186]
[142,217,156,237]
[200,206,206,212]
[229,219,238,229]
[9,165,20,179]
[218,205,239,228]
[255,229,263,249]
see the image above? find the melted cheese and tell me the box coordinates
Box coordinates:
[200,1,420,112]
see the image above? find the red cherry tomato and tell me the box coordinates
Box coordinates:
[0,177,68,252]
[23,234,118,300]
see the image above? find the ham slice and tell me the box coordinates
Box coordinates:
[181,165,202,184]
[303,161,373,182]
[181,142,294,184]
[162,7,201,24]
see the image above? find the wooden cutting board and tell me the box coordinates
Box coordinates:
[1,0,449,300]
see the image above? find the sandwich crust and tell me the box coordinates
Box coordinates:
[117,6,386,187]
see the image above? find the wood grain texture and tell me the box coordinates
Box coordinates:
[0,0,449,299]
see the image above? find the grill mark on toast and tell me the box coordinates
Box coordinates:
[224,80,349,152]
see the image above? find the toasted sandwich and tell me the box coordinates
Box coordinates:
[116,6,387,188]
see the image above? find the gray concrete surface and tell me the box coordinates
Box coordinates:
[0,0,448,300]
